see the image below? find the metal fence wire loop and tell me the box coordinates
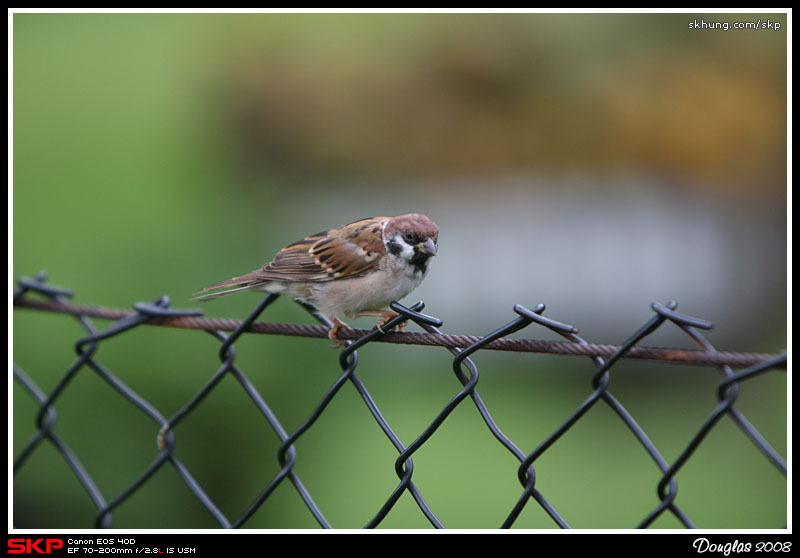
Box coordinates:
[12,271,787,529]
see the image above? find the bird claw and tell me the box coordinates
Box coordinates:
[377,312,405,334]
[327,312,406,347]
[328,317,350,348]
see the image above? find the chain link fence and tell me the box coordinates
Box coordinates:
[12,271,787,529]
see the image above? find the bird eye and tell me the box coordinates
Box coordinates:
[404,231,416,242]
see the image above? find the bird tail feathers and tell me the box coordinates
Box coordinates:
[191,273,264,302]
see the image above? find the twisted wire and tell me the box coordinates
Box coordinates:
[12,297,781,368]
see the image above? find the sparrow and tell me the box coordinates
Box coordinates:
[193,213,438,344]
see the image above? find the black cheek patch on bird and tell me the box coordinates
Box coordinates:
[387,239,404,256]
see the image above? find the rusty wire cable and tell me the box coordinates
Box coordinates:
[12,293,782,369]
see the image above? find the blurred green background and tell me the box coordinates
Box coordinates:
[12,12,787,529]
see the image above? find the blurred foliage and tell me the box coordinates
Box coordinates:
[223,13,787,193]
[12,12,787,529]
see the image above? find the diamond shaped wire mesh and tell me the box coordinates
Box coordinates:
[12,271,787,529]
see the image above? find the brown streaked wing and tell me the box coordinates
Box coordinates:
[253,217,388,282]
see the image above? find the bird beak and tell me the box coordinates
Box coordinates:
[418,238,437,256]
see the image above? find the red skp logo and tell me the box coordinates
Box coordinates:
[8,539,64,554]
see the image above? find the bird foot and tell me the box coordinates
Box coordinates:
[362,310,405,333]
[328,317,350,348]
[328,311,406,347]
